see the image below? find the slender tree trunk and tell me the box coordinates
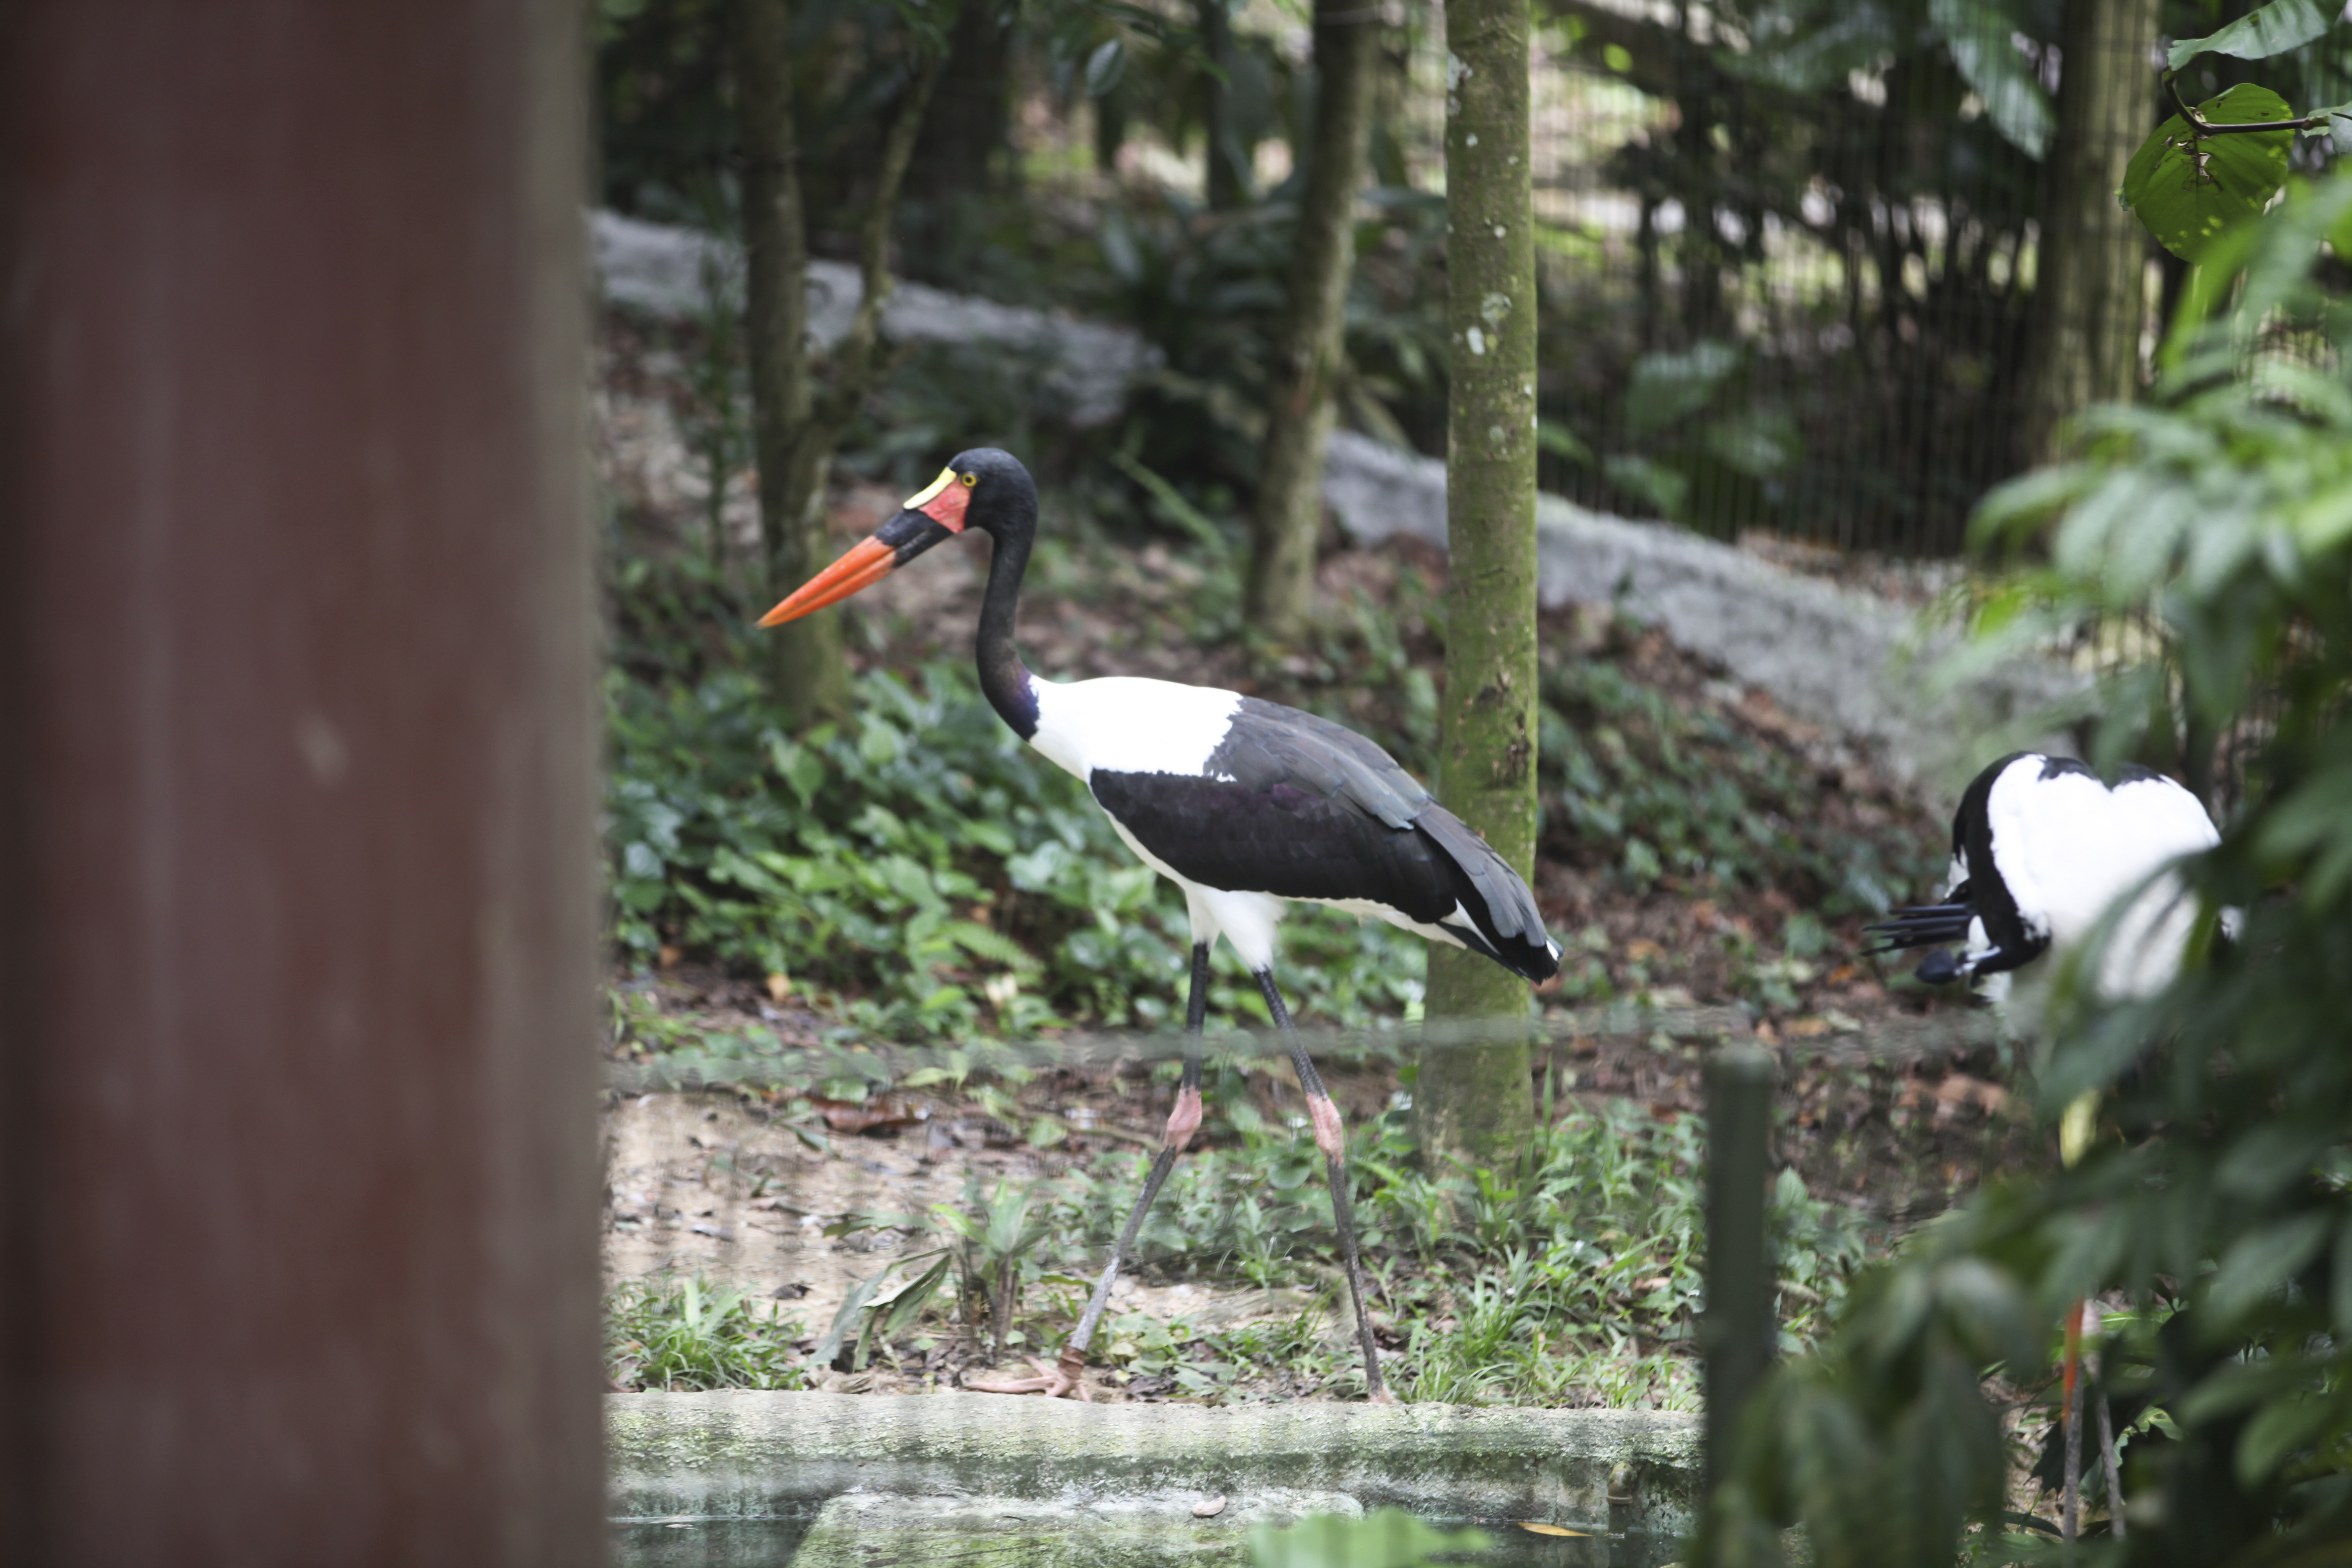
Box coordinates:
[1243,0,1377,639]
[738,2,939,727]
[2019,0,2159,466]
[1419,0,1537,1167]
[736,0,851,727]
[1198,0,1246,209]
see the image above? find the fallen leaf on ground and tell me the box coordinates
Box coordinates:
[809,1093,925,1135]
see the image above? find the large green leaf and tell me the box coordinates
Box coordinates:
[1623,339,1738,438]
[2120,84,2295,259]
[2167,0,2335,71]
[1929,0,2053,158]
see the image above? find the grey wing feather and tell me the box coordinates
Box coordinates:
[1214,699,1427,829]
[1417,806,1548,949]
[1216,698,1547,953]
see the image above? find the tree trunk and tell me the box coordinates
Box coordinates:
[1243,0,1377,639]
[1419,0,1538,1167]
[2019,0,2159,467]
[1198,0,1246,209]
[738,4,938,727]
[735,0,852,727]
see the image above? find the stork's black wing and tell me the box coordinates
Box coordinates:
[1089,697,1558,981]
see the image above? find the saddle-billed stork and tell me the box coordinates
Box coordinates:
[760,448,1560,1402]
[1866,749,2226,1537]
[1865,751,2224,1037]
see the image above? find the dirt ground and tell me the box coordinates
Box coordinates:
[600,993,2037,1397]
[602,1086,1347,1394]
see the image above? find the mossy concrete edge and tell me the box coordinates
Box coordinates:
[608,1391,1700,1535]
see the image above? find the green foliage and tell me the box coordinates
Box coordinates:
[1925,0,2051,157]
[2120,3,2352,259]
[1248,1509,1491,1568]
[809,1246,955,1371]
[925,1172,1056,1354]
[1704,167,2352,1567]
[2168,0,2336,73]
[1540,0,2055,550]
[2120,84,2297,262]
[1589,338,1803,529]
[1537,646,1925,918]
[607,1275,810,1390]
[1100,188,1452,483]
[608,658,1082,1038]
[1723,0,2054,159]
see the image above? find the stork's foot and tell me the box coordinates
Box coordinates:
[1369,1386,1398,1406]
[962,1351,1090,1400]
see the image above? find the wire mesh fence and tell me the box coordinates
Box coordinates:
[1383,1,2186,558]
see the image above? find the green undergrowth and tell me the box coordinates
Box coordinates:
[800,1093,1867,1408]
[608,650,1429,1044]
[607,1275,810,1392]
[1539,645,1919,920]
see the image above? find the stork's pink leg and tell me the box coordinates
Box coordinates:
[973,943,1212,1400]
[1257,970,1393,1405]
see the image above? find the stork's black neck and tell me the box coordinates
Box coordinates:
[976,522,1040,739]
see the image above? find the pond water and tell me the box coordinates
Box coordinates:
[609,1514,1685,1567]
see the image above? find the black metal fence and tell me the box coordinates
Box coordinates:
[1487,3,2173,557]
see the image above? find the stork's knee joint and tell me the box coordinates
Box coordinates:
[1306,1092,1345,1162]
[1163,1086,1203,1151]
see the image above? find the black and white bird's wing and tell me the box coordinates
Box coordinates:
[1071,692,1559,981]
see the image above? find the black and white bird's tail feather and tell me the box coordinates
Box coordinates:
[1863,893,1977,984]
[1863,895,1974,957]
[1418,806,1561,983]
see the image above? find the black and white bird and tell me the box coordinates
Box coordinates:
[759,447,1560,1403]
[1866,751,2225,1037]
[1868,751,2228,1538]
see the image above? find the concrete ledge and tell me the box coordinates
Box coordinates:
[788,1489,1362,1567]
[608,1391,1700,1536]
[591,210,1154,428]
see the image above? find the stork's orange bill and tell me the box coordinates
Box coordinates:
[757,467,974,627]
[758,533,897,625]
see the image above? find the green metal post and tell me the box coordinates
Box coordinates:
[1702,1045,1775,1501]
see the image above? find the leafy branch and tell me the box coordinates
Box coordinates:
[2120,0,2349,259]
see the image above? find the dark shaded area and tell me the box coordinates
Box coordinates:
[0,1,602,1560]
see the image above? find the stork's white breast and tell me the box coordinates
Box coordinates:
[1027,676,1241,783]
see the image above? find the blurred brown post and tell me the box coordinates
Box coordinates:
[0,3,603,1564]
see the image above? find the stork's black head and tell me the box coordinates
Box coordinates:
[757,448,1038,627]
[936,447,1037,541]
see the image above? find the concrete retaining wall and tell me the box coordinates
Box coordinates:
[609,1391,1700,1538]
